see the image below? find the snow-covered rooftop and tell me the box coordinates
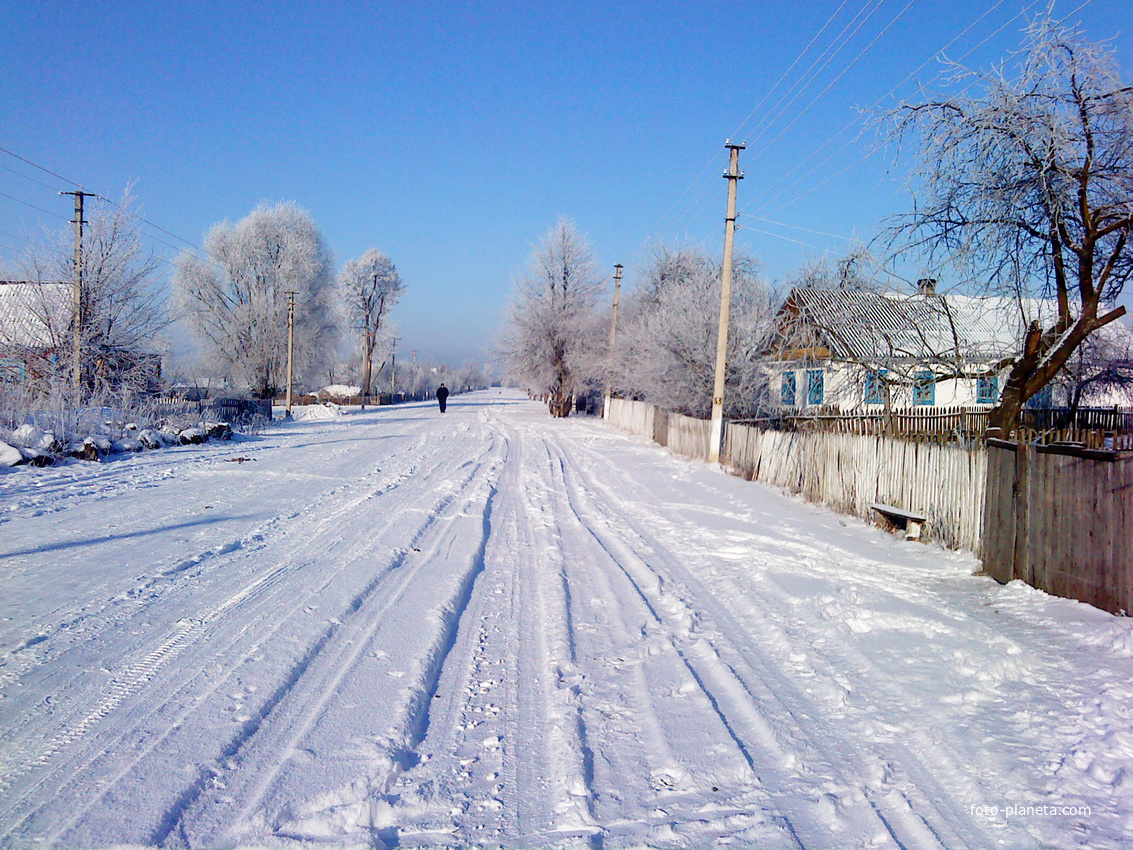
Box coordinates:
[0,281,71,349]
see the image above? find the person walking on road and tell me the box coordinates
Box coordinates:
[436,383,449,413]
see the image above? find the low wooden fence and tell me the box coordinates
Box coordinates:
[605,398,655,440]
[739,405,1133,449]
[724,425,986,551]
[982,440,1133,615]
[666,412,713,461]
[607,398,986,551]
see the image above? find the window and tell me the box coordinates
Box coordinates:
[781,371,796,406]
[976,374,998,404]
[864,370,887,405]
[913,370,935,406]
[1026,385,1054,408]
[806,369,824,406]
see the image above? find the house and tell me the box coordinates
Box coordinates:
[765,281,1130,411]
[0,280,163,393]
[0,281,72,384]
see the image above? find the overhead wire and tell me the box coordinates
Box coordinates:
[651,0,864,236]
[672,0,909,235]
[0,147,225,275]
[741,0,1037,221]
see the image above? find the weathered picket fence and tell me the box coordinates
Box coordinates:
[608,398,985,551]
[724,424,986,552]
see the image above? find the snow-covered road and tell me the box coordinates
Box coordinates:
[2,390,1131,849]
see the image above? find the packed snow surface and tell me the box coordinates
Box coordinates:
[1,390,1130,849]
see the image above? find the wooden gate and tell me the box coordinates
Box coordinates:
[982,439,1133,614]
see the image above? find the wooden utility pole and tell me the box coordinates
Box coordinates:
[285,292,296,418]
[708,142,744,464]
[61,190,91,398]
[603,264,624,420]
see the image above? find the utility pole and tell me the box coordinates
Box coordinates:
[285,292,296,418]
[61,190,91,399]
[603,264,624,420]
[390,340,398,399]
[708,141,744,464]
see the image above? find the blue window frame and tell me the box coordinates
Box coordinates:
[1026,385,1054,408]
[913,370,935,406]
[864,370,887,405]
[976,374,998,404]
[781,371,796,406]
[806,369,824,406]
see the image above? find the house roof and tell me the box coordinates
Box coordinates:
[0,281,72,349]
[775,287,1063,365]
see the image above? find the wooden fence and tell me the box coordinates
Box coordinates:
[982,440,1133,615]
[737,405,1133,449]
[666,412,713,461]
[607,398,986,551]
[724,425,986,552]
[605,398,655,440]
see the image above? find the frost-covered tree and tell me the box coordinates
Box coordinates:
[337,249,403,406]
[889,18,1133,435]
[174,202,337,398]
[500,218,606,417]
[612,243,774,418]
[19,188,167,396]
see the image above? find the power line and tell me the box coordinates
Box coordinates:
[668,0,905,235]
[0,146,81,188]
[744,0,1043,222]
[0,162,63,193]
[0,191,70,221]
[651,0,862,235]
[0,147,217,268]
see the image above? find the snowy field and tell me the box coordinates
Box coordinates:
[1,389,1131,849]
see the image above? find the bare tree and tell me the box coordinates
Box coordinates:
[174,202,337,399]
[337,249,403,406]
[500,218,606,417]
[889,17,1133,436]
[18,188,167,396]
[613,243,775,418]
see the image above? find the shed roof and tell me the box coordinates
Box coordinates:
[0,281,71,349]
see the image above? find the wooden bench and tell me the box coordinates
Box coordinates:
[870,503,927,541]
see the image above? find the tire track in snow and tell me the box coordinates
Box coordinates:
[0,421,495,844]
[157,425,509,847]
[555,426,992,848]
[539,436,806,848]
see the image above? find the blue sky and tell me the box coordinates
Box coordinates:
[2,0,1131,368]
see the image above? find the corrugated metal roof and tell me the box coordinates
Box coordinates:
[779,287,1053,364]
[0,281,71,349]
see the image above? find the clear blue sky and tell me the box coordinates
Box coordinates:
[2,0,1131,368]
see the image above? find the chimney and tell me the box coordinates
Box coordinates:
[917,278,937,296]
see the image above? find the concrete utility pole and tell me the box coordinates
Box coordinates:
[708,141,744,464]
[285,292,296,419]
[390,340,398,399]
[603,264,624,420]
[61,190,91,398]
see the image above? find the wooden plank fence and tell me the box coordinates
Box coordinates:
[982,440,1133,615]
[605,398,655,441]
[606,398,1133,614]
[607,398,986,551]
[724,425,986,552]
